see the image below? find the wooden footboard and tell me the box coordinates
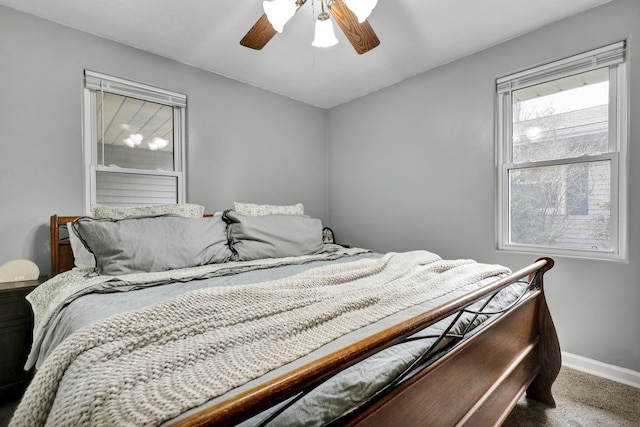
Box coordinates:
[349,268,560,426]
[174,258,560,427]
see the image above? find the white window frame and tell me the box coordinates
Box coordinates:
[496,42,628,260]
[82,70,187,214]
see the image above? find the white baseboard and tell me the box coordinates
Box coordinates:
[562,351,640,389]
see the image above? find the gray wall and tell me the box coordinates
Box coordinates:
[0,6,328,274]
[328,0,640,372]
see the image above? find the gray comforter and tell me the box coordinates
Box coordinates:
[14,247,524,427]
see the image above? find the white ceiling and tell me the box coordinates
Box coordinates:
[0,0,611,109]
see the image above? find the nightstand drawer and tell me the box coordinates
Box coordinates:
[0,293,32,325]
[0,277,43,400]
[0,323,33,391]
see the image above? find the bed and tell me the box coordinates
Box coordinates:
[11,208,560,426]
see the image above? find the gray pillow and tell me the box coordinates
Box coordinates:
[223,210,323,261]
[72,215,232,275]
[68,222,96,269]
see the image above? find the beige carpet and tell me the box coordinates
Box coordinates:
[504,367,640,426]
[1,367,638,426]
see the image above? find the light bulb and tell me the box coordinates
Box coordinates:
[263,0,297,33]
[312,12,338,48]
[344,0,377,23]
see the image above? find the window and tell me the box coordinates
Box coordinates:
[497,42,627,259]
[83,71,187,212]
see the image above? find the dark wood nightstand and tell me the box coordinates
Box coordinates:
[0,277,45,401]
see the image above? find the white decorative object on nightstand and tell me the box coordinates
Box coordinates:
[0,260,40,284]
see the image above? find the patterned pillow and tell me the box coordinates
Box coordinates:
[91,203,205,220]
[233,202,304,216]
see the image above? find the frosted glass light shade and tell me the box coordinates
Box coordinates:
[344,0,378,23]
[263,0,297,33]
[312,15,338,47]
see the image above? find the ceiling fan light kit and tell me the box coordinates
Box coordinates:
[343,0,377,23]
[242,0,380,54]
[262,0,298,33]
[312,11,339,48]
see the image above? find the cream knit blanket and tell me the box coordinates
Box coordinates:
[11,251,510,427]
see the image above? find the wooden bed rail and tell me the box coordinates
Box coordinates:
[173,258,558,427]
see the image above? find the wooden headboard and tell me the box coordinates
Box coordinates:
[50,215,80,276]
[50,213,215,277]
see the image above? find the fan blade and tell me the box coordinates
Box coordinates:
[240,13,278,50]
[241,1,307,50]
[329,0,380,54]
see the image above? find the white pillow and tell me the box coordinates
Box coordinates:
[233,202,304,216]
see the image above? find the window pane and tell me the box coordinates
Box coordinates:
[97,93,174,171]
[512,68,609,163]
[509,161,611,251]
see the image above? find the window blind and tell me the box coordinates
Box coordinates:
[96,172,178,207]
[85,70,186,108]
[497,41,625,94]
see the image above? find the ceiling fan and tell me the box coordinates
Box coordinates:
[240,0,380,55]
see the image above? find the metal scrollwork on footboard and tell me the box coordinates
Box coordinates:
[255,275,536,427]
